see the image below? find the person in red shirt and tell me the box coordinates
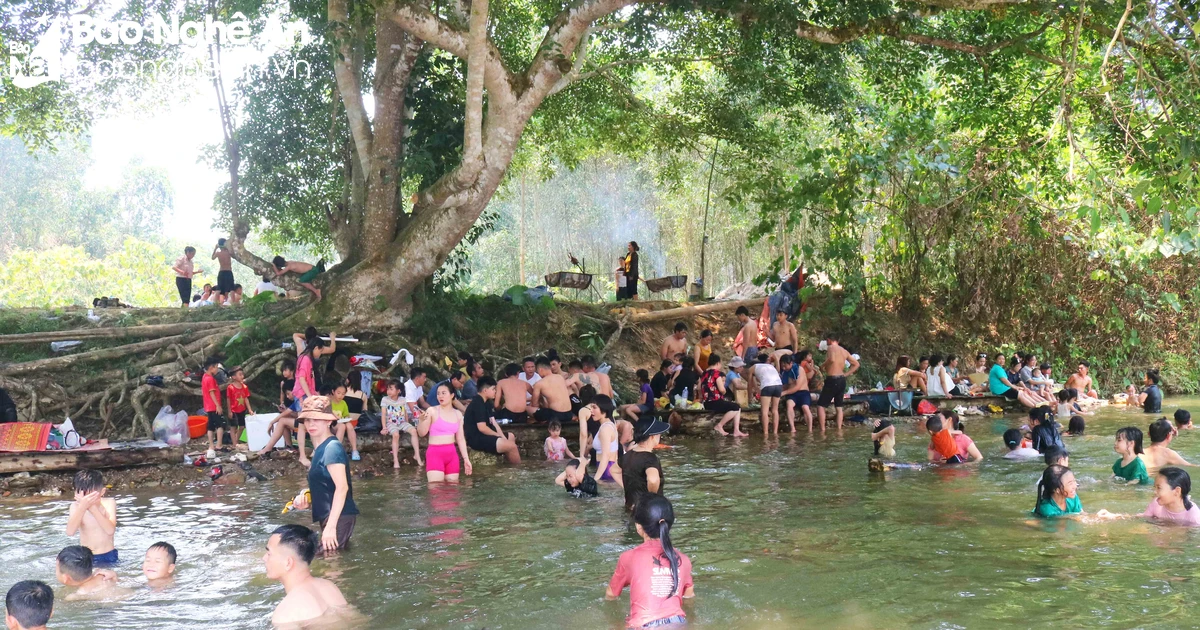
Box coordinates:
[607,496,694,628]
[226,366,254,447]
[201,356,227,457]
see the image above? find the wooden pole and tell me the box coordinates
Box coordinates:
[619,297,763,323]
[0,321,237,345]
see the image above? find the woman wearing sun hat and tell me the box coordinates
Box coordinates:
[290,396,358,553]
[622,417,670,511]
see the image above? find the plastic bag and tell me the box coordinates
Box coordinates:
[152,406,188,446]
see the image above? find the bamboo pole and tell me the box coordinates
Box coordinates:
[0,321,238,345]
[619,298,763,323]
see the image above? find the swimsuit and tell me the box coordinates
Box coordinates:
[92,549,119,566]
[817,375,847,407]
[593,421,618,481]
[425,409,462,474]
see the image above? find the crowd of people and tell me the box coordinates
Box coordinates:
[170,241,323,309]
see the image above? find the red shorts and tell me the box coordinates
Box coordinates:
[425,443,461,475]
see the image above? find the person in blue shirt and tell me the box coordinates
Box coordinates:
[426,372,466,411]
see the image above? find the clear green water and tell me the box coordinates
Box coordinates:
[4,398,1200,629]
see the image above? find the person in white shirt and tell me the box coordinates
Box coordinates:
[404,367,429,413]
[1002,428,1041,460]
[518,357,541,402]
[255,275,287,297]
[190,283,215,307]
[925,354,956,398]
[747,353,783,435]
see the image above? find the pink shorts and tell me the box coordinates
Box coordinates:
[425,443,461,475]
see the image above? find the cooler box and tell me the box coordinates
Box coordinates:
[245,414,284,451]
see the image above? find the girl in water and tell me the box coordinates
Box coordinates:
[606,496,694,628]
[590,395,622,486]
[1112,427,1151,485]
[418,383,473,483]
[1033,465,1083,517]
[1142,467,1200,526]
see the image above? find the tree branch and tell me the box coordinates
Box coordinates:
[796,10,1055,59]
[329,0,374,176]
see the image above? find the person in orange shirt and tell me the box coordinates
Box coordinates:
[226,367,254,447]
[927,414,964,463]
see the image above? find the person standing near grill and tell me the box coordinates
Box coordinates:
[171,246,202,308]
[619,241,640,300]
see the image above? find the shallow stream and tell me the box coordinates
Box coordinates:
[4,398,1200,628]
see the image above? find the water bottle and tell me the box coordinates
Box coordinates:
[876,381,884,391]
[682,388,689,403]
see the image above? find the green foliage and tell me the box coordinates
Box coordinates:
[0,237,177,307]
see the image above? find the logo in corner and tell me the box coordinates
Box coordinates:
[9,18,64,89]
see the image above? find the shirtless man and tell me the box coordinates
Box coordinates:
[495,363,532,423]
[1065,361,1099,399]
[816,333,858,431]
[660,322,688,361]
[272,255,323,301]
[1142,417,1194,471]
[55,546,123,601]
[567,355,614,398]
[735,306,759,367]
[530,357,574,426]
[769,309,798,368]
[211,239,235,305]
[265,524,349,627]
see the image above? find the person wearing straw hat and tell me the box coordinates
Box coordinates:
[289,396,358,553]
[622,417,669,511]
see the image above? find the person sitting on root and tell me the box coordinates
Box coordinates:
[894,355,928,394]
[661,322,688,361]
[620,369,657,422]
[495,363,532,424]
[700,354,747,437]
[988,352,1041,409]
[462,376,522,465]
[272,256,324,301]
[768,309,798,369]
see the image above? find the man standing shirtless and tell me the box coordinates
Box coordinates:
[816,333,858,431]
[265,525,350,627]
[1065,361,1099,399]
[530,357,574,425]
[735,306,759,367]
[212,239,235,305]
[660,322,688,360]
[769,309,798,367]
[495,363,532,423]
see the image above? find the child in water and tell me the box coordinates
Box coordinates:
[1033,465,1083,517]
[544,420,573,461]
[555,457,598,497]
[606,496,694,628]
[1067,415,1086,436]
[1029,406,1064,453]
[1002,428,1041,460]
[1112,426,1151,485]
[1142,467,1200,526]
[65,469,118,567]
[1175,409,1194,431]
[926,415,964,463]
[142,542,177,587]
[1044,447,1069,467]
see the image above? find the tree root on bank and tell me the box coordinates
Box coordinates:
[0,321,238,345]
[0,327,237,377]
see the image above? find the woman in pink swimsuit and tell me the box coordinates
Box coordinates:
[418,383,473,483]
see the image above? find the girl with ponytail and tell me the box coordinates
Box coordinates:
[1143,467,1200,526]
[606,496,694,628]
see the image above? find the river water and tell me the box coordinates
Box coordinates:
[3,398,1199,628]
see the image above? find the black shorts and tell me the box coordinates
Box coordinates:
[206,411,228,431]
[466,434,500,454]
[534,408,574,425]
[1000,388,1019,400]
[817,376,848,408]
[703,399,740,413]
[216,270,235,294]
[494,407,528,424]
[175,277,192,305]
[570,395,583,414]
[318,514,356,552]
[760,385,783,398]
[949,385,967,396]
[229,411,246,427]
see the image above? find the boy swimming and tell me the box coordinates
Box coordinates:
[65,469,117,566]
[142,542,177,587]
[55,546,122,600]
[555,457,598,497]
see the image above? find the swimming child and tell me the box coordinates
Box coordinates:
[606,496,694,628]
[555,457,598,497]
[381,379,422,469]
[142,541,177,587]
[1029,406,1064,453]
[1043,446,1069,467]
[1067,415,1085,436]
[1002,428,1042,460]
[65,469,117,566]
[544,420,573,461]
[56,546,121,600]
[1175,409,1194,431]
[4,580,53,630]
[1142,467,1200,526]
[1112,426,1151,485]
[871,419,895,458]
[1033,465,1082,518]
[1143,417,1193,471]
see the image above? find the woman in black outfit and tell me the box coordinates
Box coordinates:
[622,241,640,300]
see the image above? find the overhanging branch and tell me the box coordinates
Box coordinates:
[797,10,1055,60]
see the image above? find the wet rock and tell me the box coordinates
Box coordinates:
[214,469,246,485]
[143,480,160,488]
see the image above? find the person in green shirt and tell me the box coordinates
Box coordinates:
[1112,426,1152,485]
[330,384,360,461]
[1033,465,1083,517]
